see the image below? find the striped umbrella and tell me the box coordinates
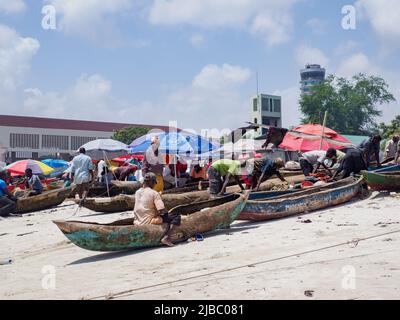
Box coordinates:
[6,159,54,176]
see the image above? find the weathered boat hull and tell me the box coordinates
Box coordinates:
[15,188,72,214]
[239,177,364,221]
[77,190,212,213]
[362,171,400,191]
[54,193,249,252]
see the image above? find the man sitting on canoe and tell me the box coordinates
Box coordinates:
[25,168,44,197]
[246,157,287,191]
[133,172,181,247]
[0,170,18,217]
[332,148,367,180]
[208,159,245,197]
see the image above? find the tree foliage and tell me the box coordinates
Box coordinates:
[299,73,395,135]
[379,115,400,139]
[112,127,151,145]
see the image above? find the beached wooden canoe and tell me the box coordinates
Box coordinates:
[68,181,141,198]
[15,187,72,214]
[238,176,365,221]
[54,192,249,252]
[362,170,400,191]
[75,190,212,213]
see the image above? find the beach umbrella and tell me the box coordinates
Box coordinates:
[279,124,353,152]
[130,131,219,158]
[78,139,129,160]
[42,159,69,169]
[6,159,54,176]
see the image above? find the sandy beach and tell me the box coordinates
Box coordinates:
[1,184,400,300]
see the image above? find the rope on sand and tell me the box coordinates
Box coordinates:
[87,228,400,300]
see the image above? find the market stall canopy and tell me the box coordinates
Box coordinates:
[77,139,129,160]
[279,124,353,152]
[6,159,54,176]
[219,139,265,155]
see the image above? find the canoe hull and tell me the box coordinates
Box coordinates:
[78,190,212,213]
[362,171,400,191]
[54,193,248,252]
[239,177,364,221]
[15,188,71,214]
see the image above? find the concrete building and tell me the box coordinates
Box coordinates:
[250,94,282,137]
[0,115,168,163]
[300,64,326,95]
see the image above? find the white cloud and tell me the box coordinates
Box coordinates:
[47,0,133,43]
[306,18,328,35]
[295,45,329,68]
[189,34,205,48]
[0,0,26,14]
[22,74,130,120]
[334,40,360,56]
[356,0,400,50]
[192,64,251,90]
[0,25,40,93]
[149,0,298,46]
[20,64,253,132]
[335,52,400,123]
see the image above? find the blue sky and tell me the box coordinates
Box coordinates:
[0,0,399,135]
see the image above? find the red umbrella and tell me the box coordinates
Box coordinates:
[279,124,353,152]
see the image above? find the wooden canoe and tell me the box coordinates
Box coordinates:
[75,190,212,213]
[68,181,141,198]
[238,176,365,221]
[76,175,305,214]
[15,188,72,214]
[53,192,249,252]
[362,170,400,191]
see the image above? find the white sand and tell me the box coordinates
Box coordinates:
[1,190,400,300]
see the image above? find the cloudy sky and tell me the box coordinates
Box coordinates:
[0,0,399,134]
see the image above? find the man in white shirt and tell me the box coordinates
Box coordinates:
[299,149,344,176]
[384,135,399,161]
[71,148,94,200]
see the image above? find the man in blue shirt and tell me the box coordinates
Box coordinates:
[0,170,17,217]
[25,168,44,196]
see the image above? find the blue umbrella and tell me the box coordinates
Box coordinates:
[130,132,219,158]
[42,159,69,169]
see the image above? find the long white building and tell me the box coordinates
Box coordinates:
[0,115,168,163]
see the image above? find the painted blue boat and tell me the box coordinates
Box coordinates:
[370,164,400,173]
[238,176,364,221]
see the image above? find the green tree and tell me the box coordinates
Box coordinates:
[112,127,151,145]
[378,115,400,139]
[299,74,396,135]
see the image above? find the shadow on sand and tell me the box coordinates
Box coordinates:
[67,224,259,266]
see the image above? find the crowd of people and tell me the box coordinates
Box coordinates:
[2,133,400,247]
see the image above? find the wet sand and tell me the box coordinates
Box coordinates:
[1,184,400,300]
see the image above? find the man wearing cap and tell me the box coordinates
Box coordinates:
[133,172,181,247]
[246,157,287,191]
[142,136,165,192]
[71,147,94,201]
[208,159,245,197]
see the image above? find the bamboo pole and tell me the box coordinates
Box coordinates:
[320,111,328,150]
